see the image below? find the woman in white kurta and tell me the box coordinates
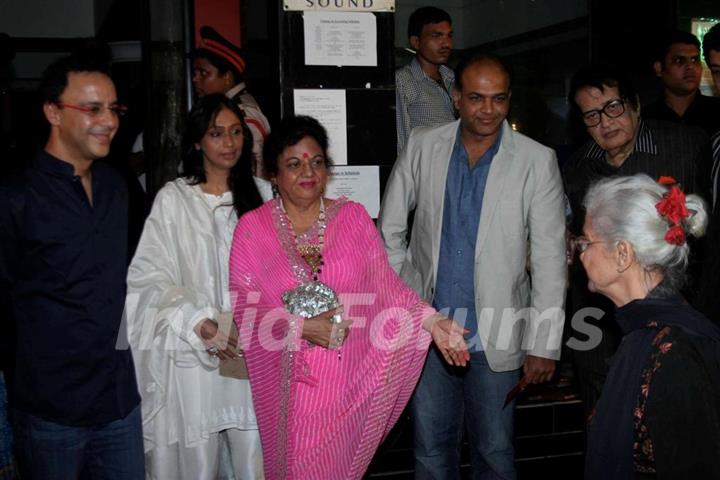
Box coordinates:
[126,94,271,479]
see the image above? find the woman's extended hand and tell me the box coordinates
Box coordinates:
[193,318,239,361]
[428,316,470,367]
[301,306,353,349]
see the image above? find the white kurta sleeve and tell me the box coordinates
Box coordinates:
[126,182,220,373]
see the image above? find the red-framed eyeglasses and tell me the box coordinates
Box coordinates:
[56,102,128,118]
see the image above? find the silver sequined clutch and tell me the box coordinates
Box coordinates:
[282,281,342,323]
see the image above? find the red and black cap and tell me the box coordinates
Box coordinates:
[198,26,246,75]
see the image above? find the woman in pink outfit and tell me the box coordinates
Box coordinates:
[229,115,469,479]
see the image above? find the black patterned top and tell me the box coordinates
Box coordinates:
[585,295,720,480]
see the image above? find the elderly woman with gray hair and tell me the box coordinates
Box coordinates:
[575,174,720,480]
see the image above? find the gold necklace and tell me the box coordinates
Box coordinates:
[292,199,326,282]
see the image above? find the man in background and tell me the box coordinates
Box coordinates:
[701,23,720,209]
[191,26,271,176]
[702,23,720,94]
[696,23,720,326]
[643,29,720,135]
[395,6,456,153]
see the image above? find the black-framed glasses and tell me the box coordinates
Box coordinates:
[56,102,128,118]
[581,99,625,127]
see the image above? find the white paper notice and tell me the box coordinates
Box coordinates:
[327,166,380,218]
[303,12,377,67]
[293,89,348,165]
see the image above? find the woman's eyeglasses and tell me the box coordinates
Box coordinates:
[569,235,604,254]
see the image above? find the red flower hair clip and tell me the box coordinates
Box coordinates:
[655,179,689,246]
[664,225,686,246]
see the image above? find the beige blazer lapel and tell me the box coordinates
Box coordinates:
[428,124,456,279]
[475,122,515,257]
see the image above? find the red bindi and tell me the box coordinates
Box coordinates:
[302,152,309,159]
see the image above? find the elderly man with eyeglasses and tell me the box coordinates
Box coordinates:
[561,64,712,422]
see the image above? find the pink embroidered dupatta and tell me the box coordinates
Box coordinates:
[229,199,432,479]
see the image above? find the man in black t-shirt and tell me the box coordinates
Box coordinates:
[643,29,720,136]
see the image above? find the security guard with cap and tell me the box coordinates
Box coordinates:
[191,26,271,177]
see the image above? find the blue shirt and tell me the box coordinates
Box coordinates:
[433,127,502,351]
[0,150,140,426]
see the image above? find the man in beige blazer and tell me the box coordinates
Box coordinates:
[379,52,566,479]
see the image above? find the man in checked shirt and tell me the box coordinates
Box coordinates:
[395,6,457,154]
